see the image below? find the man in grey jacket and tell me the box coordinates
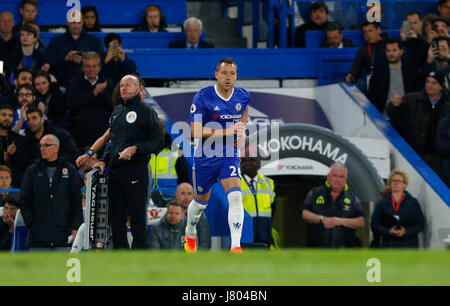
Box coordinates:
[147,199,186,250]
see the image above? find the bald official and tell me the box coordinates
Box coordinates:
[94,75,164,249]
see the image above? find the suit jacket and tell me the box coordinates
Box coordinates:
[368,58,423,113]
[319,38,356,48]
[168,38,214,49]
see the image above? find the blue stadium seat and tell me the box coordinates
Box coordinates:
[2,0,186,26]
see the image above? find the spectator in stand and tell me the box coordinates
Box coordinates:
[20,134,83,250]
[147,199,187,250]
[81,5,101,32]
[401,11,424,41]
[66,51,113,152]
[46,9,103,87]
[132,5,167,33]
[386,71,450,174]
[422,14,439,44]
[370,169,424,248]
[25,21,46,52]
[7,24,49,78]
[176,182,211,250]
[320,21,356,48]
[101,33,139,88]
[345,21,385,93]
[0,104,27,187]
[0,68,34,110]
[401,12,428,77]
[438,0,450,21]
[0,194,20,251]
[169,17,214,49]
[368,38,422,116]
[33,70,67,125]
[431,17,449,38]
[0,11,20,72]
[295,1,329,48]
[12,0,38,33]
[424,36,450,90]
[11,84,45,135]
[0,165,13,206]
[437,113,450,186]
[24,107,79,166]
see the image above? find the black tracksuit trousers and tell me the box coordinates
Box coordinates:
[109,162,149,249]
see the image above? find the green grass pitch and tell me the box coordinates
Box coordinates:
[1,249,449,286]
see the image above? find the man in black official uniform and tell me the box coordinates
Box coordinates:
[302,163,365,248]
[94,75,164,249]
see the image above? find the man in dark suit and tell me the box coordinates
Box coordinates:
[368,38,422,115]
[320,21,356,48]
[168,17,214,49]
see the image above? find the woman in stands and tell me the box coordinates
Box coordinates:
[82,5,102,32]
[370,169,425,248]
[33,70,66,125]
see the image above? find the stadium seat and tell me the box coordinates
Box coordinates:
[10,210,29,252]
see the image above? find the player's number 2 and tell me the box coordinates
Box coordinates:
[229,166,241,177]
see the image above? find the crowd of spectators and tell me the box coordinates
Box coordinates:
[0,0,446,251]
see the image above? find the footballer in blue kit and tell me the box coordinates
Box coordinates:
[185,58,249,253]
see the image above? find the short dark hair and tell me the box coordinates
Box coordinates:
[432,16,450,27]
[16,83,36,96]
[385,37,403,49]
[325,21,343,33]
[20,23,38,37]
[167,199,183,209]
[310,1,328,14]
[406,11,421,19]
[361,19,381,29]
[26,106,43,117]
[104,33,122,48]
[434,35,450,47]
[216,57,237,71]
[21,0,37,9]
[0,104,14,113]
[4,194,20,208]
[15,68,32,79]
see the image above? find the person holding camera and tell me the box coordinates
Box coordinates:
[425,36,450,90]
[370,169,425,248]
[101,33,138,88]
[46,9,103,87]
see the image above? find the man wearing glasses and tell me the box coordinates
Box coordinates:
[20,134,83,250]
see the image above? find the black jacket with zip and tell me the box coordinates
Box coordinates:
[101,94,164,170]
[20,157,83,248]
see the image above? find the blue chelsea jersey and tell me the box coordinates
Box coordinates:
[189,85,250,164]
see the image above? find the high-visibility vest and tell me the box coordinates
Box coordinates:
[241,173,275,218]
[149,148,179,195]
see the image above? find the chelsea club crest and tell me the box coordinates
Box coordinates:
[235,102,242,112]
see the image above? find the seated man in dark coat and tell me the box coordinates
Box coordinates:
[168,17,214,49]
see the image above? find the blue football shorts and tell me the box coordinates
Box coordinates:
[192,157,241,195]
